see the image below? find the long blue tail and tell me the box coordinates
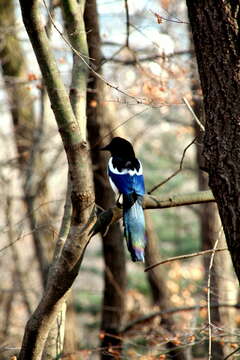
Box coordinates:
[123,194,146,262]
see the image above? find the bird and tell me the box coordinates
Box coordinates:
[101,137,146,262]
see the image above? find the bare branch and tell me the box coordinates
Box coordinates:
[42,0,174,106]
[150,9,189,25]
[148,136,197,194]
[124,0,130,48]
[207,236,221,360]
[101,49,194,65]
[183,97,205,131]
[224,346,240,360]
[89,190,215,238]
[145,247,227,272]
[122,303,240,333]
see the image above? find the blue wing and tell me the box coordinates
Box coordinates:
[107,157,146,262]
[108,165,145,196]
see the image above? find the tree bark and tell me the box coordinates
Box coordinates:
[84,1,127,357]
[186,2,240,282]
[194,102,225,358]
[18,0,95,358]
[193,83,238,359]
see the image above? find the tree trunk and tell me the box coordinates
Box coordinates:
[18,0,95,358]
[193,85,238,359]
[195,121,225,358]
[145,214,187,360]
[84,1,127,357]
[0,0,54,289]
[186,1,240,282]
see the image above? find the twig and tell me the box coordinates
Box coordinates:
[182,97,205,131]
[124,0,130,48]
[122,303,240,333]
[207,237,220,360]
[148,136,197,194]
[42,0,151,105]
[224,346,240,360]
[90,108,149,151]
[102,49,194,65]
[100,45,125,68]
[144,247,227,272]
[150,9,189,25]
[163,7,189,24]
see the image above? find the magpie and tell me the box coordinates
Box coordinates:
[101,137,146,262]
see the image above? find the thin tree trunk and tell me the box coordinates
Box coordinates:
[0,0,54,289]
[18,0,95,358]
[43,176,72,360]
[145,214,187,360]
[84,1,126,357]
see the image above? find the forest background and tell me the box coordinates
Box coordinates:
[0,0,239,359]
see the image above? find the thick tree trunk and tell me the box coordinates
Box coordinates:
[84,1,127,357]
[195,124,225,358]
[186,2,240,283]
[194,89,238,359]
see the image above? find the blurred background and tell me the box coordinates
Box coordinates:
[0,0,239,359]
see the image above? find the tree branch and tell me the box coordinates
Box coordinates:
[145,247,227,272]
[124,0,130,48]
[89,190,215,238]
[122,303,240,333]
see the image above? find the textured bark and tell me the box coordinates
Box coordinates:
[84,1,126,357]
[145,214,187,360]
[186,2,240,282]
[0,0,52,289]
[194,103,225,358]
[193,91,238,359]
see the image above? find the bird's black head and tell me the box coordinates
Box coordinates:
[101,137,135,158]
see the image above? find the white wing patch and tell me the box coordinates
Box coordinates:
[108,157,143,176]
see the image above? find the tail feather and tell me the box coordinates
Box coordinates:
[123,194,146,262]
